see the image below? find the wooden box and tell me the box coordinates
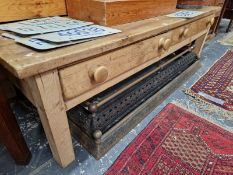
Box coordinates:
[0,0,67,23]
[66,0,178,26]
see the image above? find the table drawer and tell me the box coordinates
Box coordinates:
[172,16,213,44]
[59,16,213,102]
[59,34,162,100]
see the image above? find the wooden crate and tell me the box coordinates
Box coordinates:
[0,0,67,23]
[66,0,178,26]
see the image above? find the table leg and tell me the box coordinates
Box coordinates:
[193,32,209,58]
[226,19,233,33]
[0,86,31,165]
[28,70,75,168]
[214,0,228,34]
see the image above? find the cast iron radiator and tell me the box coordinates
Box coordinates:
[68,50,198,139]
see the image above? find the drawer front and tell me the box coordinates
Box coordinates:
[172,16,212,44]
[59,16,213,102]
[59,34,162,100]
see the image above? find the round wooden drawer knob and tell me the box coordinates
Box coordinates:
[182,28,190,38]
[159,38,171,51]
[89,65,109,83]
[159,38,165,49]
[164,39,172,50]
[180,28,189,38]
[207,18,215,26]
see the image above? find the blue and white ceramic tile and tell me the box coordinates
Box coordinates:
[167,10,204,18]
[32,25,121,43]
[0,17,93,35]
[2,33,92,50]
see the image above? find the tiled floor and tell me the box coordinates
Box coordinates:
[0,20,232,175]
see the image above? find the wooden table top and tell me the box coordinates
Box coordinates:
[0,6,220,79]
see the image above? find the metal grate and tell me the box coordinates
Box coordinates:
[68,51,198,138]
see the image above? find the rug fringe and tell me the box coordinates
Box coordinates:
[218,32,233,46]
[184,89,233,122]
[172,101,233,132]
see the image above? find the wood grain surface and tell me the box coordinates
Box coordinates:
[0,7,221,79]
[0,0,67,23]
[59,16,211,101]
[27,70,75,167]
[66,0,177,26]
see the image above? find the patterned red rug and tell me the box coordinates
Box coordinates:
[105,103,233,175]
[186,50,233,112]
